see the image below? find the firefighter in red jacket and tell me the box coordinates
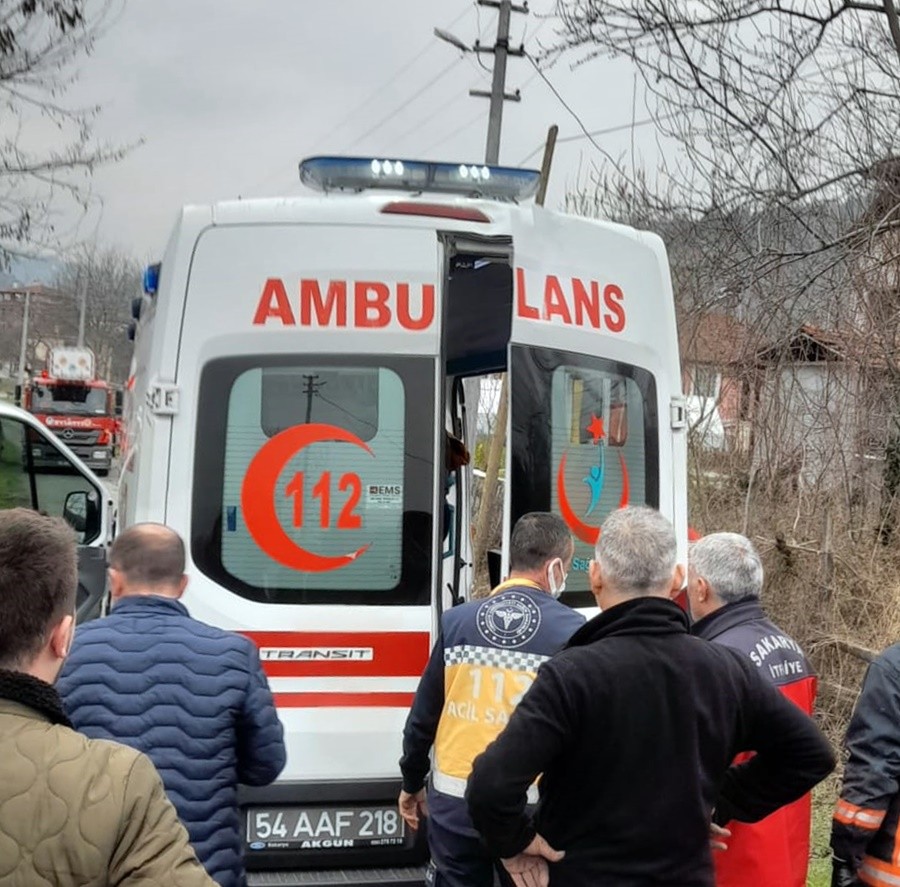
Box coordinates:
[831,642,900,887]
[687,532,817,887]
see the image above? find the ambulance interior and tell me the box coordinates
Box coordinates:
[442,245,512,606]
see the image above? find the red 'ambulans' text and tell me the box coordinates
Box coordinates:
[515,268,626,332]
[252,278,435,331]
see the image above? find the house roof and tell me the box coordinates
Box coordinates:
[679,312,751,365]
[756,324,850,363]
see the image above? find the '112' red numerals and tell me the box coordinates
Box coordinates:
[285,471,362,529]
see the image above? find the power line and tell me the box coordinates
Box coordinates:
[311,3,473,152]
[518,55,679,165]
[418,106,489,157]
[345,56,463,151]
[518,115,671,165]
[389,88,472,148]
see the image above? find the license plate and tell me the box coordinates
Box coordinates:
[246,804,406,851]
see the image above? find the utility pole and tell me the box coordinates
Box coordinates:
[17,289,30,398]
[436,2,527,165]
[470,0,527,164]
[301,374,322,424]
[77,275,87,348]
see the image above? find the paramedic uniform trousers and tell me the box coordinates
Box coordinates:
[426,788,513,887]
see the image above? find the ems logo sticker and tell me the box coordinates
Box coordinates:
[476,591,541,649]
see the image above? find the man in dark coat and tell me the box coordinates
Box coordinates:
[466,506,834,887]
[57,523,286,887]
[688,531,816,887]
[830,642,900,887]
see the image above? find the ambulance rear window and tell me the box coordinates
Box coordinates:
[510,345,659,608]
[261,368,378,441]
[191,354,435,606]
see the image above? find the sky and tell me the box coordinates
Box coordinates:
[55,0,655,261]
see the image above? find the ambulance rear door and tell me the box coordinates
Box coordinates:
[165,217,442,870]
[506,207,687,607]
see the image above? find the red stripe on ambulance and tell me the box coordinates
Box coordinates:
[243,631,430,678]
[272,692,416,709]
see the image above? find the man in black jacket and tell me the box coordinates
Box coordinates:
[466,506,835,887]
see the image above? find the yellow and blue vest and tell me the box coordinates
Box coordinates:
[400,580,585,800]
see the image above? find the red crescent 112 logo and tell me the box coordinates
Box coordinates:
[240,423,373,572]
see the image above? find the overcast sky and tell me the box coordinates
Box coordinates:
[61,0,652,260]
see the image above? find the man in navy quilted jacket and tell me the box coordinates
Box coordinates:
[57,523,286,887]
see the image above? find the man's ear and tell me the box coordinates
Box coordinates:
[175,574,189,598]
[669,564,686,599]
[107,567,126,600]
[49,613,75,661]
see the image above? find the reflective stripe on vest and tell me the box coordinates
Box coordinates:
[433,769,540,805]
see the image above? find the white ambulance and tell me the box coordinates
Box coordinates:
[121,156,687,884]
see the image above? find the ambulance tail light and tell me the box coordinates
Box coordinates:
[299,156,540,201]
[380,201,491,223]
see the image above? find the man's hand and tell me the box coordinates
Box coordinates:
[709,822,731,852]
[398,788,428,831]
[501,833,565,887]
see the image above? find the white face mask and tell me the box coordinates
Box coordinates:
[547,558,567,599]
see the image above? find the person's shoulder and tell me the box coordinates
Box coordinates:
[179,614,253,648]
[870,642,900,680]
[49,723,146,782]
[686,632,758,674]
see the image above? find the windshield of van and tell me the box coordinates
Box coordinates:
[31,384,108,416]
[191,355,435,606]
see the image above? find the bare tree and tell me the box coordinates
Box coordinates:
[553,1,900,738]
[0,0,124,265]
[53,246,138,381]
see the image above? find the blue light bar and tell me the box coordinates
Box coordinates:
[143,262,160,296]
[299,156,541,202]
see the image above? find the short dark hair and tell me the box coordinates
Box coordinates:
[509,512,573,571]
[109,523,185,587]
[0,509,77,669]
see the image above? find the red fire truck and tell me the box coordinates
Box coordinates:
[21,346,116,476]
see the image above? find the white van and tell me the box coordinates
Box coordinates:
[121,157,687,884]
[0,400,113,619]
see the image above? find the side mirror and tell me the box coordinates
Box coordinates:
[63,490,100,543]
[114,389,124,416]
[13,384,21,407]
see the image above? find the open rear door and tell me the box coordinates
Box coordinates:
[505,207,687,607]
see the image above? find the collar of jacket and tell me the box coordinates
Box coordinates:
[566,596,688,648]
[111,595,190,617]
[490,578,545,597]
[0,669,72,727]
[691,598,763,641]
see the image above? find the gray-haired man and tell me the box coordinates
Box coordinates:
[466,506,833,887]
[687,532,816,887]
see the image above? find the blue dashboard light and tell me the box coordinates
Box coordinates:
[143,262,160,296]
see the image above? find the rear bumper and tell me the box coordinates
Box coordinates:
[240,779,428,874]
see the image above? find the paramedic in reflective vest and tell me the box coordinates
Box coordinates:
[830,643,900,887]
[687,532,817,887]
[398,512,585,887]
